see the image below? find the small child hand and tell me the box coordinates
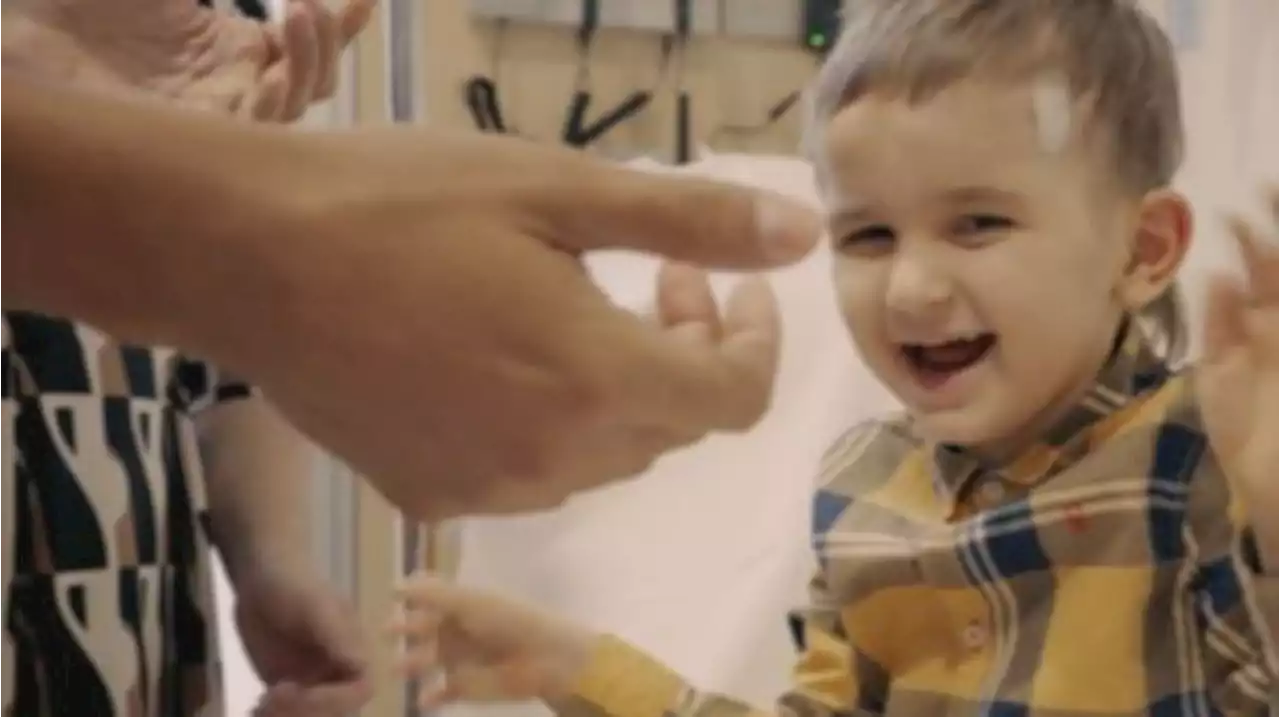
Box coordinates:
[388,573,598,709]
[1199,186,1278,566]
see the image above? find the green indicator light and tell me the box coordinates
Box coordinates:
[809,32,826,47]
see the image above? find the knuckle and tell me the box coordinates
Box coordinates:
[557,357,623,427]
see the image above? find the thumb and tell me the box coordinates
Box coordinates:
[543,162,822,270]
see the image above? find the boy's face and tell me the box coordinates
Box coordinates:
[822,79,1136,452]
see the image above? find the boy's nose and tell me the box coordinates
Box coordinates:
[885,255,954,322]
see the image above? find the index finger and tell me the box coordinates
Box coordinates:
[609,275,782,433]
[531,156,822,270]
[338,0,378,46]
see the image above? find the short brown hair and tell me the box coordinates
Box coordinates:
[805,0,1188,361]
[806,0,1184,190]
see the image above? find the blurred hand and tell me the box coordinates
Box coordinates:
[1199,186,1278,568]
[183,126,818,520]
[7,82,821,521]
[234,563,371,716]
[390,573,598,709]
[2,0,374,121]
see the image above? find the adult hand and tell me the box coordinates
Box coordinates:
[234,563,371,716]
[5,83,823,520]
[196,127,821,519]
[1,0,374,121]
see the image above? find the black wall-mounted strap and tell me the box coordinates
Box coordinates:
[562,91,653,148]
[576,0,600,49]
[673,0,693,163]
[559,0,654,149]
[673,0,692,39]
[464,76,508,133]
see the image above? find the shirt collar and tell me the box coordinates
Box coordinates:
[930,319,1172,507]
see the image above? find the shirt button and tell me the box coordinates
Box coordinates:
[978,481,1006,506]
[961,620,988,650]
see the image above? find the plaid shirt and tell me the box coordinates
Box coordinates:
[554,326,1278,717]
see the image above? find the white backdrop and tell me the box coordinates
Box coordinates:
[213,1,1277,714]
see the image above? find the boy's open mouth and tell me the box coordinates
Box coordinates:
[901,334,997,386]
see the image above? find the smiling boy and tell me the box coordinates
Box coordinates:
[390,2,1278,715]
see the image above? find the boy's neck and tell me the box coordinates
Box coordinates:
[964,318,1132,467]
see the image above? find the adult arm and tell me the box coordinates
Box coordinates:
[199,393,316,584]
[2,75,289,353]
[2,74,824,521]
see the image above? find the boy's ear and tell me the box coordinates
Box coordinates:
[1117,189,1193,311]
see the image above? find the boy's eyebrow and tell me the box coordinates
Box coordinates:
[825,186,1025,223]
[938,186,1026,205]
[824,193,878,224]
[826,204,872,224]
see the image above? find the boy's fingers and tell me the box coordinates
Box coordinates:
[386,608,443,635]
[395,574,481,617]
[1226,215,1279,303]
[1202,275,1249,364]
[427,661,545,704]
[395,644,441,682]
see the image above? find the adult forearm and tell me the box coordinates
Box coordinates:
[201,398,317,583]
[1,76,289,356]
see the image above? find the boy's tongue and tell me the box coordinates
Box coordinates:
[922,340,987,367]
[907,335,996,376]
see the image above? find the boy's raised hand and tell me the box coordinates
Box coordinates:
[388,574,598,709]
[1199,186,1278,567]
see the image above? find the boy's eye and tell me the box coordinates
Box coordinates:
[953,214,1015,237]
[838,225,896,251]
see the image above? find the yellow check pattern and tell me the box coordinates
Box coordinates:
[556,325,1278,717]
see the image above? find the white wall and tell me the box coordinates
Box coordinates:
[1155,0,1278,352]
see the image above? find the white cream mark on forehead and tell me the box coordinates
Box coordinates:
[1031,74,1072,155]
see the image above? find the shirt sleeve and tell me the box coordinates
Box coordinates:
[174,357,255,416]
[1238,529,1279,642]
[1185,448,1278,715]
[549,571,873,717]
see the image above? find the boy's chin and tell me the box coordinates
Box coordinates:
[909,406,1013,449]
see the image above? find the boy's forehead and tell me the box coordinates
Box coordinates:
[820,78,1079,185]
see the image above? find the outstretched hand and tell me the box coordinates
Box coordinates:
[168,125,813,521]
[388,573,597,709]
[2,0,375,121]
[1198,186,1278,567]
[6,81,820,521]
